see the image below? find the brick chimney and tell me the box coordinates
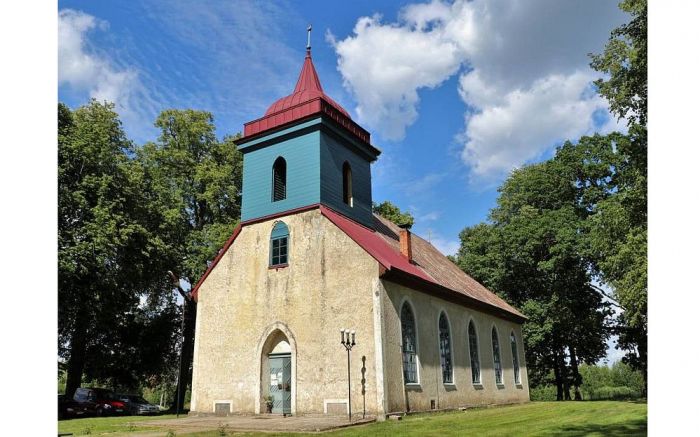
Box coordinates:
[398,223,412,262]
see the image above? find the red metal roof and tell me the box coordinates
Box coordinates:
[265,52,349,117]
[319,205,435,283]
[321,206,525,321]
[371,214,526,320]
[241,50,371,145]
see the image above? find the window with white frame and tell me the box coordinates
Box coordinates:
[511,331,521,384]
[438,312,453,384]
[492,327,503,384]
[401,303,418,384]
[469,321,481,384]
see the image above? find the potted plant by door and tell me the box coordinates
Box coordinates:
[264,395,274,414]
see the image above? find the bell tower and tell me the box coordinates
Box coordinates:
[237,27,380,227]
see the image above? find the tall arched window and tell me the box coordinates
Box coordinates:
[511,331,521,384]
[492,327,502,384]
[468,321,481,384]
[272,157,287,202]
[438,312,453,383]
[270,221,289,266]
[342,161,353,207]
[400,303,418,384]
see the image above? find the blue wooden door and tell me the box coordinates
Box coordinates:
[268,354,291,414]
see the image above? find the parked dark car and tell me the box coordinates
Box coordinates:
[73,387,127,416]
[117,394,161,415]
[58,394,90,419]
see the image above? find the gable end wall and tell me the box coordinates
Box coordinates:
[191,209,383,415]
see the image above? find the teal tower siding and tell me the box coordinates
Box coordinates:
[236,50,380,227]
[239,116,377,228]
[240,120,322,222]
[319,130,374,226]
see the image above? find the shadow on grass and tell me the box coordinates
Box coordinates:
[554,419,647,437]
[579,399,647,404]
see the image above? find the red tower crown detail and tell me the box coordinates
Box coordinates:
[242,50,370,145]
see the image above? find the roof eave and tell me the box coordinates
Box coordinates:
[380,267,528,324]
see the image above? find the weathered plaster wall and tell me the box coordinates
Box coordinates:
[191,209,382,415]
[381,281,530,413]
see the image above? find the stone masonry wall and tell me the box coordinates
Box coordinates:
[190,209,382,416]
[380,281,530,413]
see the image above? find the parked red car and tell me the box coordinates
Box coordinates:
[73,387,127,416]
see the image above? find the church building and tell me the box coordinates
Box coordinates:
[189,37,529,419]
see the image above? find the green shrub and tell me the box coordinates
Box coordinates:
[609,362,645,394]
[587,386,640,401]
[530,385,557,401]
[580,362,644,400]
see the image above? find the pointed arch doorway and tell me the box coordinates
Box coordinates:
[257,324,296,415]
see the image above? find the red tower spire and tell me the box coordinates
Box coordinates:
[242,25,369,145]
[292,52,323,95]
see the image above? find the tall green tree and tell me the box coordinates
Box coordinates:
[590,0,647,127]
[456,156,612,400]
[58,101,178,397]
[589,0,647,385]
[137,109,243,410]
[372,200,414,228]
[457,0,648,397]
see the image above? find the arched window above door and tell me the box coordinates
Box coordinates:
[270,221,289,266]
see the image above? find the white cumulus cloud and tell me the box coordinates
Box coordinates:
[330,13,464,140]
[58,9,160,140]
[59,10,137,108]
[460,70,621,179]
[331,0,626,182]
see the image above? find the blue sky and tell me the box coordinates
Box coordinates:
[58,0,629,363]
[58,0,628,257]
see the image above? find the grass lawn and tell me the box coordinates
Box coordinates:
[58,401,646,436]
[58,414,180,436]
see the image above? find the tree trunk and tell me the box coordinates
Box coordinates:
[569,346,582,401]
[555,349,571,401]
[553,351,564,401]
[562,361,571,401]
[171,298,197,412]
[638,328,648,397]
[65,308,89,398]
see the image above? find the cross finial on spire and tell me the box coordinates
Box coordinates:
[306,24,312,57]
